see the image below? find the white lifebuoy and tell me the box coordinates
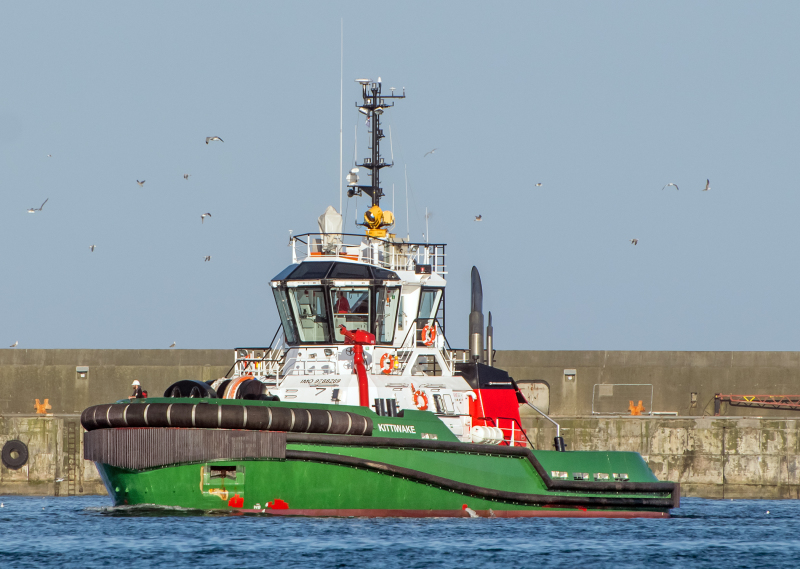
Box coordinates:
[421,325,436,346]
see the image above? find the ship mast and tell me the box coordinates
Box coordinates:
[346,78,405,236]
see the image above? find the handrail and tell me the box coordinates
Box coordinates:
[477,416,535,449]
[291,232,446,248]
[290,232,447,276]
[495,416,536,449]
[526,402,560,439]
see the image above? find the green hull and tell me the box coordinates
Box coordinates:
[94,443,675,519]
[85,398,677,518]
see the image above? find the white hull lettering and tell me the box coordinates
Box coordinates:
[377,424,416,434]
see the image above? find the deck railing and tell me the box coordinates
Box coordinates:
[291,233,446,276]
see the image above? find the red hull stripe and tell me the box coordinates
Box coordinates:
[237,508,670,519]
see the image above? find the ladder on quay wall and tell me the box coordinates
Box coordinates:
[66,422,77,496]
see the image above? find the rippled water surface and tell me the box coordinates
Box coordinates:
[0,496,797,568]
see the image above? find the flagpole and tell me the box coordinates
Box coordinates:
[339,19,343,214]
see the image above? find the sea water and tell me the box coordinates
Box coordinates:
[0,496,795,568]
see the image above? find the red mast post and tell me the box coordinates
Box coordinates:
[339,325,375,407]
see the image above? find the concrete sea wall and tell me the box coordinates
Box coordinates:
[0,414,104,496]
[3,349,800,498]
[522,415,800,499]
[496,350,800,418]
[0,349,230,415]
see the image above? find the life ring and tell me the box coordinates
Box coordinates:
[380,353,397,375]
[411,383,428,411]
[421,325,436,346]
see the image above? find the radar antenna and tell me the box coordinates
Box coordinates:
[345,78,405,237]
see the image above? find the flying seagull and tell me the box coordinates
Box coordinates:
[206,136,223,144]
[423,148,437,158]
[474,215,482,222]
[89,245,96,252]
[201,213,212,224]
[55,478,65,483]
[169,342,176,348]
[204,255,211,262]
[27,198,49,213]
[46,154,52,158]
[630,238,638,246]
[136,180,145,187]
[9,341,17,348]
[703,179,710,191]
[535,183,542,187]
[661,183,679,191]
[184,174,190,180]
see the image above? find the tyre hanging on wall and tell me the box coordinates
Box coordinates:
[2,440,29,470]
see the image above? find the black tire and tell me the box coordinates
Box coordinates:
[2,440,28,470]
[163,380,218,399]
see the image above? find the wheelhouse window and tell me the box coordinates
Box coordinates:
[417,288,443,344]
[272,288,298,344]
[330,287,371,341]
[418,288,443,324]
[376,286,401,344]
[288,287,330,343]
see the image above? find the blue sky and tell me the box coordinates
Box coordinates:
[1,1,799,350]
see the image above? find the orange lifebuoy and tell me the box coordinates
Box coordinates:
[380,353,397,375]
[421,325,436,346]
[411,383,428,411]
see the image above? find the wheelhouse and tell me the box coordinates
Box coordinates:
[271,260,443,347]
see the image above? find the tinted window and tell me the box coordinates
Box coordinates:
[271,264,299,282]
[372,267,400,281]
[288,262,333,280]
[329,263,371,279]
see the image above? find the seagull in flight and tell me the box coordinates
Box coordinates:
[9,341,17,348]
[89,245,96,252]
[535,183,542,187]
[474,215,482,222]
[46,154,52,158]
[55,478,65,483]
[661,183,679,191]
[169,342,176,348]
[184,174,190,180]
[204,255,211,262]
[206,136,223,144]
[136,180,145,187]
[630,238,638,246]
[201,213,212,224]
[703,179,710,191]
[27,198,48,213]
[423,148,437,157]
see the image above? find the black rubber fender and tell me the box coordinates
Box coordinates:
[163,380,218,399]
[80,403,374,436]
[2,440,29,470]
[235,379,264,399]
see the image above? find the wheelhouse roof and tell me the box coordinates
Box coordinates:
[271,261,400,282]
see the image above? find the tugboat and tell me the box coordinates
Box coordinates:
[82,78,679,517]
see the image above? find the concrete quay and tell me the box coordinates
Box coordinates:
[3,349,800,498]
[523,415,800,499]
